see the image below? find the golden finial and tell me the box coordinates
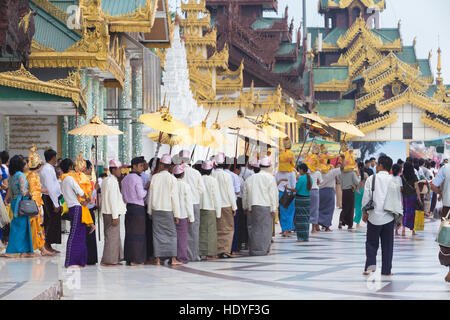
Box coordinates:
[428,50,432,61]
[437,46,443,84]
[398,19,401,29]
[75,151,86,172]
[413,36,417,47]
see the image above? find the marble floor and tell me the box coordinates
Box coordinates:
[1,209,449,300]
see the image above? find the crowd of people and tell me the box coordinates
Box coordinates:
[0,138,448,282]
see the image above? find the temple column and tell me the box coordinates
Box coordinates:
[102,86,108,162]
[119,60,132,164]
[69,69,89,159]
[60,116,68,159]
[131,61,143,158]
[0,115,5,151]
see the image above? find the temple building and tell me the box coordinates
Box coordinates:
[306,0,450,140]
[0,0,171,165]
[204,0,307,144]
[155,0,300,157]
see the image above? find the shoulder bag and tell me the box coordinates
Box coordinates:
[279,186,295,209]
[436,208,450,248]
[362,174,376,214]
[18,195,39,217]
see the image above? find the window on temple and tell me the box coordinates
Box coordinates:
[403,123,413,140]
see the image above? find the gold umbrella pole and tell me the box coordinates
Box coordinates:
[205,147,210,161]
[94,135,101,241]
[295,129,310,166]
[191,144,197,162]
[234,129,240,161]
[155,131,163,157]
[334,132,347,167]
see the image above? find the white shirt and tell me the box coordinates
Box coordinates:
[61,175,84,208]
[432,164,450,207]
[319,168,341,189]
[40,163,62,207]
[182,166,205,205]
[362,171,395,226]
[101,175,126,219]
[177,179,195,222]
[212,169,237,211]
[310,171,323,190]
[1,164,8,176]
[200,175,222,218]
[147,170,181,218]
[224,169,241,198]
[237,174,245,198]
[242,170,279,212]
[240,167,254,180]
[275,171,296,192]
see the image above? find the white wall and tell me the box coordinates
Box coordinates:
[353,103,445,141]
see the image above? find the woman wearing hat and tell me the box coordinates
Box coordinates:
[276,137,297,237]
[26,145,54,256]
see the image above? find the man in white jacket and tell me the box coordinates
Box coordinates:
[362,155,399,276]
[148,154,182,266]
[178,150,205,262]
[100,160,127,266]
[199,160,221,260]
[242,156,278,256]
[212,153,237,258]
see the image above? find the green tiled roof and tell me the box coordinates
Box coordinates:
[418,59,432,78]
[317,99,355,118]
[101,0,149,16]
[273,47,303,74]
[273,47,303,73]
[0,86,72,102]
[313,66,349,85]
[372,28,400,44]
[251,17,280,30]
[31,2,81,52]
[277,42,297,56]
[302,70,310,97]
[322,27,347,45]
[396,46,417,65]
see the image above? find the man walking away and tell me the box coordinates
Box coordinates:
[362,156,400,276]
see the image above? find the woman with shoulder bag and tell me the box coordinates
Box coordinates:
[401,162,422,237]
[2,155,36,258]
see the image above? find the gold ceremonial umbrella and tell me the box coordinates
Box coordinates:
[298,112,328,126]
[220,110,259,130]
[267,111,297,123]
[148,132,183,147]
[68,111,123,241]
[139,101,189,156]
[138,103,188,135]
[328,121,365,138]
[230,127,279,148]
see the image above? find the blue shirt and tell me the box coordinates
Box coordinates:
[296,174,311,197]
[0,167,7,200]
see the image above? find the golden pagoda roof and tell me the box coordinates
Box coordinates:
[0,65,87,114]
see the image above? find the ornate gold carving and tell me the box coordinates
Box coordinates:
[355,87,384,111]
[357,112,397,133]
[106,0,158,33]
[314,78,350,92]
[421,114,450,134]
[0,65,87,114]
[31,40,56,53]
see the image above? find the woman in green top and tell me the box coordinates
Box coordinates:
[294,163,312,242]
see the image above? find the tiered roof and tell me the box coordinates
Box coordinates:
[308,3,449,135]
[206,0,306,101]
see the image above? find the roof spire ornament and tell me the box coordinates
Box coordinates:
[437,46,443,85]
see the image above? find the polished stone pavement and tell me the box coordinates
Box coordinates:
[1,209,449,300]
